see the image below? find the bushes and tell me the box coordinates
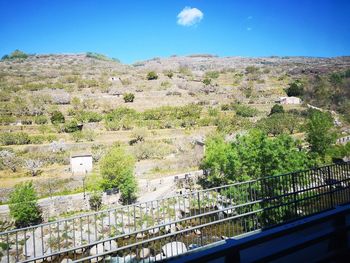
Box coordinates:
[64,119,81,133]
[270,104,284,115]
[234,104,258,117]
[0,132,30,145]
[147,71,158,80]
[123,93,135,103]
[205,71,220,79]
[203,78,212,86]
[51,111,65,124]
[164,70,174,78]
[34,115,48,125]
[100,146,137,204]
[9,182,42,227]
[89,191,103,211]
[286,80,304,97]
[2,49,29,60]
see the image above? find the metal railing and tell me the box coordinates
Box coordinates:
[1,162,350,262]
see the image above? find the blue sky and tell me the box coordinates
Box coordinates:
[0,0,349,63]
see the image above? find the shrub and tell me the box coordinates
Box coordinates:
[123,93,135,103]
[34,115,48,125]
[270,104,284,115]
[29,135,45,144]
[164,70,174,78]
[2,49,29,60]
[0,150,20,172]
[64,120,80,133]
[83,129,97,141]
[100,146,137,204]
[147,71,158,80]
[51,111,65,124]
[9,182,42,227]
[24,159,43,176]
[205,71,220,79]
[89,191,103,211]
[0,132,30,145]
[203,78,212,86]
[71,131,84,142]
[234,104,258,117]
[286,80,304,97]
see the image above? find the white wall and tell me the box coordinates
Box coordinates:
[71,156,93,174]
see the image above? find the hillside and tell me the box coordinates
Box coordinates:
[0,52,349,204]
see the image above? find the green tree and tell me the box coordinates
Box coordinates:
[147,71,158,80]
[286,80,304,97]
[305,110,336,158]
[270,104,284,115]
[201,130,309,186]
[50,110,65,124]
[100,146,137,204]
[9,182,42,227]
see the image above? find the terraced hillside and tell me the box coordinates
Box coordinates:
[0,52,349,205]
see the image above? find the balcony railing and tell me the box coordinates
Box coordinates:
[0,162,349,262]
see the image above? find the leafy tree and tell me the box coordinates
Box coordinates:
[9,182,42,227]
[147,71,158,80]
[100,146,137,204]
[50,110,65,124]
[305,110,336,158]
[3,49,29,60]
[286,80,304,97]
[64,119,80,133]
[201,130,309,187]
[270,104,284,115]
[123,93,135,103]
[257,113,301,136]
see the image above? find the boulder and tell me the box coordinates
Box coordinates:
[89,243,104,262]
[60,259,73,263]
[162,242,187,257]
[139,248,151,259]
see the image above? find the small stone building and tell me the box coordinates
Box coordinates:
[70,153,93,174]
[278,96,301,105]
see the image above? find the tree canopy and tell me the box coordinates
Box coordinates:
[100,146,137,203]
[200,130,310,188]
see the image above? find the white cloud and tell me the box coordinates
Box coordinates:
[177,7,203,26]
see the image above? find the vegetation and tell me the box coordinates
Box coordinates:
[50,110,65,124]
[270,104,284,115]
[147,71,158,80]
[1,49,29,60]
[305,110,336,159]
[200,130,310,187]
[100,146,137,204]
[9,182,42,227]
[123,93,135,103]
[286,80,304,97]
[234,104,258,117]
[89,191,103,211]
